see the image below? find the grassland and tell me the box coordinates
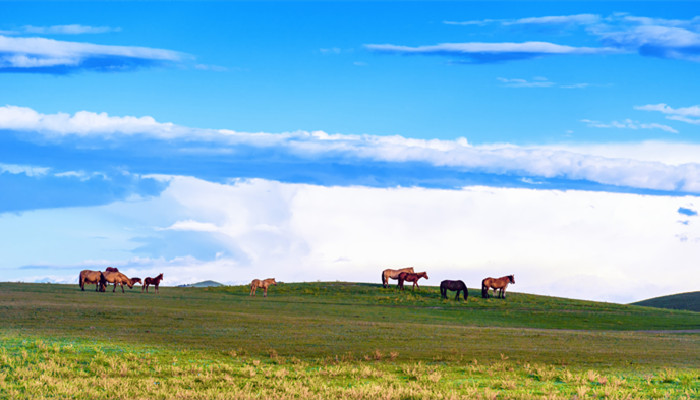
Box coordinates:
[1,281,698,399]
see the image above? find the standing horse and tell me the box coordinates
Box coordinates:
[381,267,415,288]
[100,270,134,293]
[78,270,103,291]
[250,278,277,297]
[481,275,515,299]
[143,273,164,293]
[397,272,428,291]
[440,280,468,300]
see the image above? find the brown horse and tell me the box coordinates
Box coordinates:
[397,272,428,291]
[100,270,134,293]
[381,267,415,288]
[482,275,515,299]
[130,277,142,286]
[143,273,164,293]
[250,278,277,297]
[78,270,103,291]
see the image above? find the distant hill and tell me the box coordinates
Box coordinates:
[179,280,224,288]
[632,291,700,312]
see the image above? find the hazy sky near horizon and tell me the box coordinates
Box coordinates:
[1,1,699,303]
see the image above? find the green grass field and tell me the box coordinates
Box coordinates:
[1,281,698,399]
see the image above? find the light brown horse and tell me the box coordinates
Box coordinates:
[250,278,277,297]
[482,275,515,299]
[100,270,134,293]
[381,267,415,288]
[79,270,103,291]
[129,277,142,286]
[143,273,163,293]
[397,271,428,291]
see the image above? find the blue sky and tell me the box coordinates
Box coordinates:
[1,1,699,302]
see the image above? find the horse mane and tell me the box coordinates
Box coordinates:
[105,267,119,272]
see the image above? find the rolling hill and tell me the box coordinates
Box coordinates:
[632,291,700,312]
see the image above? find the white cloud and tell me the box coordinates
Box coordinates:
[0,105,181,137]
[0,162,50,177]
[0,34,184,72]
[635,103,700,125]
[3,176,699,303]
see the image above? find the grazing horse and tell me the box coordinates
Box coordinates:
[100,270,134,293]
[78,270,104,291]
[440,280,468,300]
[381,267,415,288]
[129,277,142,286]
[397,272,428,291]
[250,278,277,297]
[143,273,164,293]
[482,275,515,299]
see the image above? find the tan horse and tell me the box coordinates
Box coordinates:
[78,270,103,291]
[381,267,415,288]
[482,275,515,299]
[397,271,428,291]
[250,278,277,297]
[100,270,134,293]
[143,273,163,293]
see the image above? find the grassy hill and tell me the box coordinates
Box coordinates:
[632,291,700,312]
[1,281,698,399]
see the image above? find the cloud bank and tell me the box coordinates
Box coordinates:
[3,177,698,303]
[2,105,700,197]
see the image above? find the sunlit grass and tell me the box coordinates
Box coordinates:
[0,282,698,399]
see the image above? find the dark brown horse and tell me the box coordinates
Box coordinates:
[100,270,134,293]
[440,280,468,300]
[381,267,414,288]
[78,270,103,291]
[143,273,163,293]
[482,275,515,299]
[129,277,142,286]
[397,272,428,291]
[250,278,277,297]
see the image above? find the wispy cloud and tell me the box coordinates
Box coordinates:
[581,118,678,134]
[20,24,121,35]
[0,34,185,73]
[377,13,700,64]
[635,103,700,125]
[497,76,589,89]
[365,41,616,64]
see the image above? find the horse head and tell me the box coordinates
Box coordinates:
[509,275,515,284]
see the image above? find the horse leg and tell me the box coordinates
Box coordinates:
[263,286,268,297]
[440,287,446,299]
[455,290,460,301]
[155,284,159,294]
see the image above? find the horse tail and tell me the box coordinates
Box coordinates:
[481,279,489,298]
[381,271,385,287]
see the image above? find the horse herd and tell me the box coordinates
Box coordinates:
[382,267,515,300]
[79,267,514,301]
[79,267,164,293]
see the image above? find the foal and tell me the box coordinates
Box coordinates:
[397,272,428,291]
